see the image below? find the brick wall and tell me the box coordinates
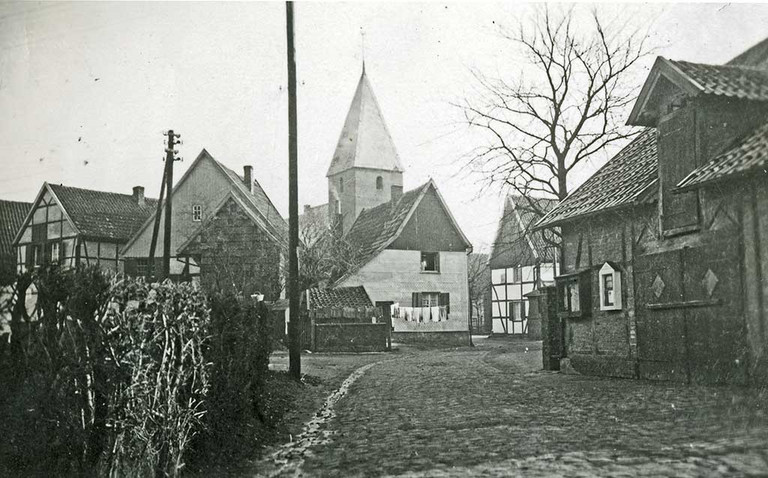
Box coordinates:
[191,198,282,299]
[559,207,653,378]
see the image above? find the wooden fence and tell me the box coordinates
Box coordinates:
[303,306,391,352]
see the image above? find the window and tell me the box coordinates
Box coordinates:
[557,270,591,317]
[50,242,60,264]
[411,292,450,318]
[137,258,149,276]
[376,176,383,190]
[599,262,623,311]
[420,252,439,272]
[564,280,580,312]
[512,266,522,283]
[339,178,344,193]
[420,292,439,307]
[192,205,202,222]
[32,245,42,267]
[491,268,506,285]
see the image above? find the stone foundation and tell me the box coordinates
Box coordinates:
[565,354,638,379]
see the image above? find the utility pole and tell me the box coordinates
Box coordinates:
[286,1,301,380]
[147,167,166,280]
[162,130,181,279]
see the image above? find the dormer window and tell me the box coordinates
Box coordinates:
[376,176,383,190]
[599,262,623,311]
[192,205,202,222]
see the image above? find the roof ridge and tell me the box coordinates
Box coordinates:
[672,59,768,73]
[49,183,158,201]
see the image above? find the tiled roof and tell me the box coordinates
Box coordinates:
[307,285,372,309]
[536,129,658,228]
[677,121,768,191]
[344,181,429,268]
[326,70,404,176]
[671,60,768,101]
[727,37,768,68]
[49,184,157,242]
[217,162,288,246]
[0,200,31,257]
[491,196,557,267]
[299,203,329,246]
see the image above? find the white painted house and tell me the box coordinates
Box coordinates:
[315,67,473,345]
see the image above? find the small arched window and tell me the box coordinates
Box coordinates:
[376,176,383,190]
[339,178,344,193]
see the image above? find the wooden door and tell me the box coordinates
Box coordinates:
[635,234,748,384]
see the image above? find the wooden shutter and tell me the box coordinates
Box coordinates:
[658,107,699,232]
[412,292,420,307]
[439,293,450,315]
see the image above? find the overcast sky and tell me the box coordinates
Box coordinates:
[2,2,768,252]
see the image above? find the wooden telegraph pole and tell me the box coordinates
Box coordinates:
[149,130,181,280]
[286,1,301,379]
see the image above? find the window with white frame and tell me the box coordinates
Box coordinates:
[599,262,622,310]
[192,204,202,222]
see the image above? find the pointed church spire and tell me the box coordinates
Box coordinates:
[326,68,404,177]
[360,28,366,74]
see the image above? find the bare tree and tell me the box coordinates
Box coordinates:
[461,6,652,224]
[467,253,490,332]
[298,213,361,290]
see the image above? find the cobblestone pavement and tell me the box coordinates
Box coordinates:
[266,338,768,477]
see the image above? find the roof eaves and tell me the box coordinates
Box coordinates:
[13,182,82,246]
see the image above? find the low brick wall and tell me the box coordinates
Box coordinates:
[566,353,638,379]
[391,331,470,347]
[314,323,389,353]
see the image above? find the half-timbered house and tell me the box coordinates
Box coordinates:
[487,195,558,336]
[12,184,155,274]
[536,38,768,385]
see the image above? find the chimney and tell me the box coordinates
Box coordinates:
[243,165,253,192]
[132,186,145,206]
[391,185,403,202]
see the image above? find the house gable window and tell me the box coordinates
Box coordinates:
[376,176,383,190]
[599,262,623,311]
[192,205,202,222]
[420,251,439,273]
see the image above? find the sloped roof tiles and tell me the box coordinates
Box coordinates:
[307,285,372,309]
[49,184,157,242]
[670,60,768,101]
[0,200,31,257]
[343,181,429,268]
[536,129,658,228]
[217,161,288,246]
[677,121,768,190]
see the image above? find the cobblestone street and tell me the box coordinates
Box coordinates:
[264,338,768,477]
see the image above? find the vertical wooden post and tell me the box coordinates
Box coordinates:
[163,131,176,279]
[286,1,301,380]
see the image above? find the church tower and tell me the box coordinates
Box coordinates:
[327,67,404,234]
